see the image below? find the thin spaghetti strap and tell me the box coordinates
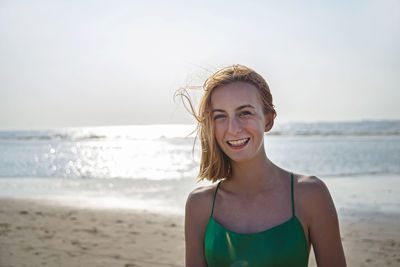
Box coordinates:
[210,181,222,217]
[291,173,295,217]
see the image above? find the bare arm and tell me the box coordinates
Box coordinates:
[185,188,211,267]
[308,178,346,267]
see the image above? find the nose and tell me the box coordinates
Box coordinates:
[227,116,242,134]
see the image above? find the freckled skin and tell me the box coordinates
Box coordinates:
[211,82,268,164]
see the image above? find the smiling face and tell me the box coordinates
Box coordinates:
[211,81,273,163]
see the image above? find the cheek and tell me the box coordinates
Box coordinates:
[213,125,223,143]
[213,122,227,148]
[252,114,267,128]
[245,120,266,138]
[213,119,225,134]
[242,117,261,129]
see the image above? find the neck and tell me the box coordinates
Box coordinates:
[226,152,282,194]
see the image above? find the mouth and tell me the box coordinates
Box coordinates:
[226,137,250,148]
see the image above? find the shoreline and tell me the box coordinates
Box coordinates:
[1,198,400,266]
[0,174,399,216]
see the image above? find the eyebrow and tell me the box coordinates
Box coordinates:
[211,104,255,113]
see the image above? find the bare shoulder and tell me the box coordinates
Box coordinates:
[186,184,216,206]
[185,184,218,220]
[294,175,346,266]
[295,174,331,201]
[185,184,218,245]
[294,174,337,223]
[185,184,219,266]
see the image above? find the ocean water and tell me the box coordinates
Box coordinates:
[0,121,399,215]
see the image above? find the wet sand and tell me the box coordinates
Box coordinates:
[1,198,399,267]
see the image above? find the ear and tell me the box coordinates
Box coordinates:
[264,113,274,133]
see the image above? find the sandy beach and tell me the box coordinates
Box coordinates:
[0,198,185,267]
[1,198,399,267]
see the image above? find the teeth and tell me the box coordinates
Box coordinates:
[227,138,249,146]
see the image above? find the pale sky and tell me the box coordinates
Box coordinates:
[0,0,399,129]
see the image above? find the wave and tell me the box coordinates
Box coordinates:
[269,120,400,136]
[0,133,108,141]
[0,120,399,141]
[267,131,400,136]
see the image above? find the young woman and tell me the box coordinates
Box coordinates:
[182,65,346,266]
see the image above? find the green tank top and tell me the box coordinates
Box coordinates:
[204,173,309,266]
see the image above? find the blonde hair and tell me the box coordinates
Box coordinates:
[176,64,276,182]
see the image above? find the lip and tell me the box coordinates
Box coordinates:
[226,137,250,149]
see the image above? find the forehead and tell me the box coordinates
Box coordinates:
[210,81,261,109]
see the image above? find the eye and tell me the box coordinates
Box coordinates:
[239,111,251,117]
[213,114,226,120]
